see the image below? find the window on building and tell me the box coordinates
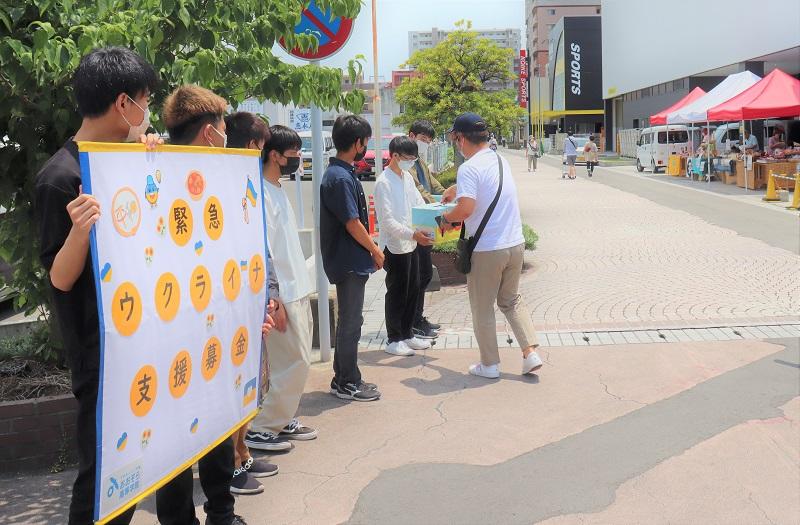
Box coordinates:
[596,7,601,14]
[548,8,556,15]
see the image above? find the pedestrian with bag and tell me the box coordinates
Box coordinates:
[563,131,578,179]
[584,135,599,177]
[526,136,538,173]
[440,113,542,379]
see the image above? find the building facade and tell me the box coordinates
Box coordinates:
[601,0,800,151]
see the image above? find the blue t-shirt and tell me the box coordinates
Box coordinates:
[564,136,578,156]
[320,158,375,284]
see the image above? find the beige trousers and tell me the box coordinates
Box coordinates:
[467,243,539,366]
[251,296,313,435]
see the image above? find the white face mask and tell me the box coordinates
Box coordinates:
[210,125,228,148]
[415,140,430,160]
[122,95,150,143]
[398,159,416,171]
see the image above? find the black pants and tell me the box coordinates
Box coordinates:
[384,248,420,343]
[586,161,597,174]
[69,368,136,525]
[413,244,433,328]
[334,273,368,386]
[156,439,235,525]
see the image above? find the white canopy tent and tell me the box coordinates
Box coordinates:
[666,70,761,184]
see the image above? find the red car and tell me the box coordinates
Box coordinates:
[354,136,394,180]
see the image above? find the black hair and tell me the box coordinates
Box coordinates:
[263,125,302,162]
[388,136,418,157]
[409,120,435,139]
[72,47,158,118]
[458,130,489,145]
[225,112,271,149]
[168,114,221,146]
[589,135,595,141]
[332,114,371,152]
[567,131,574,136]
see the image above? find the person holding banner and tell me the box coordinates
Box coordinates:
[35,47,158,525]
[245,124,319,446]
[321,114,382,402]
[157,85,248,525]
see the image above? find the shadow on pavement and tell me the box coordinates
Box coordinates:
[0,470,72,525]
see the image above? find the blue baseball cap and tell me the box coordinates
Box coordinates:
[448,113,488,133]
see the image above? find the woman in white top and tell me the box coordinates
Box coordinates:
[526,136,538,172]
[374,136,433,357]
[584,135,599,177]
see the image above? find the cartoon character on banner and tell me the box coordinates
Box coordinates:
[144,171,160,208]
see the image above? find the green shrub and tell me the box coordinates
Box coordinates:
[431,224,538,254]
[436,166,457,187]
[432,239,458,254]
[0,323,58,365]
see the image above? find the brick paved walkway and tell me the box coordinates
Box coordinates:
[359,149,800,350]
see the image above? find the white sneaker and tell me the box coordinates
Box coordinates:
[404,337,431,350]
[522,351,543,375]
[468,363,500,379]
[385,341,415,357]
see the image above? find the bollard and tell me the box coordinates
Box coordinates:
[368,194,377,235]
[762,170,780,201]
[788,173,800,210]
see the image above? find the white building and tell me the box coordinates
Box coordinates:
[601,0,800,151]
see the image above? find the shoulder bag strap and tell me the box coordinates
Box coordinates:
[469,153,504,246]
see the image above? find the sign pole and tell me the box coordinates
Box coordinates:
[311,61,331,363]
[371,0,382,174]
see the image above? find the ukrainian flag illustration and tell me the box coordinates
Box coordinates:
[116,432,128,451]
[190,418,199,434]
[243,377,257,406]
[240,260,248,272]
[245,177,257,207]
[101,263,113,283]
[195,240,204,255]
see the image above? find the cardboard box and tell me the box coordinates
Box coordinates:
[412,202,460,245]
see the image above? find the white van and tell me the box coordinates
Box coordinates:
[297,131,336,180]
[636,125,691,173]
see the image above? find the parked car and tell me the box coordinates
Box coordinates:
[635,125,690,173]
[294,131,336,180]
[355,136,393,180]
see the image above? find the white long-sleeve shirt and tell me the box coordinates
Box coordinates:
[375,167,425,254]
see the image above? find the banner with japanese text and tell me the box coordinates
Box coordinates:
[78,143,268,524]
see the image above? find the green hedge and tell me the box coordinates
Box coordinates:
[433,224,538,254]
[436,166,457,187]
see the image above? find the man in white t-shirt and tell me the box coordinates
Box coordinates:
[441,113,542,379]
[245,125,318,452]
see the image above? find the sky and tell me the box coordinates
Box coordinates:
[272,0,526,80]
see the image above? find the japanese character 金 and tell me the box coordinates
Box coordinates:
[235,333,246,357]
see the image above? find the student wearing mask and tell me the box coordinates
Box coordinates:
[320,115,382,402]
[157,84,250,525]
[407,120,444,340]
[35,46,158,525]
[245,125,318,455]
[374,136,434,357]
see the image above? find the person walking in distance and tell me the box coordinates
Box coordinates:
[407,120,444,340]
[375,136,434,357]
[584,135,599,177]
[320,115,383,401]
[526,136,538,173]
[563,131,578,179]
[440,113,543,379]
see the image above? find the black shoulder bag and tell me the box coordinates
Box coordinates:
[454,153,504,274]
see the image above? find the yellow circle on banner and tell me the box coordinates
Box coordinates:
[203,196,224,241]
[169,198,193,247]
[249,254,265,293]
[130,365,157,417]
[230,326,249,367]
[222,259,241,302]
[201,336,222,381]
[168,350,192,399]
[154,272,180,322]
[190,265,212,312]
[111,282,142,336]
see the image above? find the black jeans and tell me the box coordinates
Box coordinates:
[384,248,420,343]
[334,272,368,386]
[156,439,235,525]
[412,244,432,328]
[69,368,136,525]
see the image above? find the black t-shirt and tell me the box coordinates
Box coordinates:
[35,139,100,372]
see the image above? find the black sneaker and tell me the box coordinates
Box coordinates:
[412,326,438,340]
[244,430,293,451]
[230,468,263,495]
[279,418,318,441]
[330,378,377,394]
[242,457,279,478]
[421,317,441,331]
[333,381,381,401]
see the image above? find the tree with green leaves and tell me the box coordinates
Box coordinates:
[393,20,525,137]
[0,0,364,332]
